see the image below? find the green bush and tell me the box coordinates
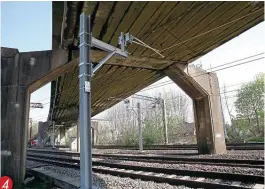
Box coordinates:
[122,132,138,146]
[143,118,163,145]
[246,137,264,142]
[65,136,70,146]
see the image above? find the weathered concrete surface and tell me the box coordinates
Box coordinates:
[73,120,98,151]
[37,121,52,148]
[164,64,227,154]
[1,48,30,186]
[59,125,66,145]
[1,47,68,186]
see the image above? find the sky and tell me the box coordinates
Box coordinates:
[1,2,264,124]
[1,2,52,122]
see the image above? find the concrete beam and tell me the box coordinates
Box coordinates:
[164,63,227,154]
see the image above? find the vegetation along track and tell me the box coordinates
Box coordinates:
[27,150,264,189]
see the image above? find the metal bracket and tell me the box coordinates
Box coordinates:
[92,51,116,74]
[92,37,128,58]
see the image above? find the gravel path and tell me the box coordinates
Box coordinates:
[93,158,264,176]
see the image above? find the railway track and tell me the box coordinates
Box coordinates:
[27,148,264,169]
[27,150,264,189]
[93,143,264,150]
[46,143,264,150]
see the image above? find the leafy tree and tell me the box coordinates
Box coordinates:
[233,73,264,141]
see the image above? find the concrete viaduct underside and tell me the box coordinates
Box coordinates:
[1,1,264,186]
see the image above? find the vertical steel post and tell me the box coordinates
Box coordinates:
[29,118,32,147]
[137,102,143,151]
[77,118,80,152]
[161,98,168,144]
[52,121,55,149]
[79,13,93,189]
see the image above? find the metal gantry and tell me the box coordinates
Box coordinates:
[29,102,44,147]
[79,13,128,189]
[132,94,168,144]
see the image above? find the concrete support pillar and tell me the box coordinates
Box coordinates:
[1,49,30,185]
[164,64,227,154]
[1,38,68,186]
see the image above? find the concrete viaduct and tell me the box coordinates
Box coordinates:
[1,1,264,186]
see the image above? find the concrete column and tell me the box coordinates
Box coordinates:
[1,48,29,185]
[1,46,68,187]
[164,64,227,154]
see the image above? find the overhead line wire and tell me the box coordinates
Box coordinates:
[149,7,264,56]
[142,52,264,90]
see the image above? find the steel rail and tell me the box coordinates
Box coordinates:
[27,149,264,165]
[27,155,264,189]
[27,151,264,169]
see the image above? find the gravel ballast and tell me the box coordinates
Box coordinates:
[93,158,264,176]
[27,160,50,169]
[27,159,262,189]
[42,165,193,189]
[92,149,264,160]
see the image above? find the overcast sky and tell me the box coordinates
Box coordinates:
[1,2,264,124]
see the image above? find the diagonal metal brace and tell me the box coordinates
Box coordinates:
[93,51,116,74]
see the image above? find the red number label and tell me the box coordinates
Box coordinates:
[0,176,13,189]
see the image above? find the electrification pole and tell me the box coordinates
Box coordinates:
[52,121,55,149]
[129,94,169,145]
[79,13,93,189]
[137,102,143,151]
[161,98,168,144]
[29,118,33,147]
[79,13,128,189]
[29,102,43,147]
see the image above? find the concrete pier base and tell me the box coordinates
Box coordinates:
[164,64,227,154]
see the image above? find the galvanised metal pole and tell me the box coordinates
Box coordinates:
[161,98,168,144]
[79,13,93,189]
[52,121,55,149]
[29,118,32,147]
[137,102,143,151]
